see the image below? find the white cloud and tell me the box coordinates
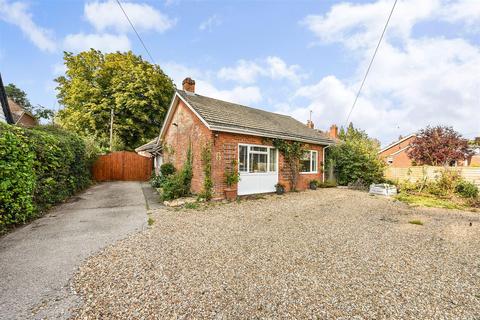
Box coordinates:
[162,61,262,105]
[217,60,264,84]
[217,56,305,84]
[199,14,222,31]
[441,0,480,28]
[84,0,175,33]
[301,0,439,49]
[0,0,56,52]
[297,0,480,145]
[63,33,131,52]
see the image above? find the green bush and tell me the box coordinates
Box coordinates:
[160,162,175,177]
[0,124,96,231]
[455,180,479,198]
[150,173,163,188]
[161,145,193,201]
[0,124,36,228]
[317,180,337,188]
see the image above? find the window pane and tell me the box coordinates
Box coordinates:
[312,151,317,172]
[269,148,277,172]
[239,145,248,172]
[251,146,268,153]
[249,153,267,172]
[300,151,312,173]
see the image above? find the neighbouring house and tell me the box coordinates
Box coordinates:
[379,134,416,167]
[135,138,163,174]
[380,133,480,167]
[0,73,14,124]
[8,98,38,127]
[154,77,337,198]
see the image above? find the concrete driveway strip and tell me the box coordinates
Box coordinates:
[0,181,147,320]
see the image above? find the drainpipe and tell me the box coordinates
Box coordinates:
[322,145,330,183]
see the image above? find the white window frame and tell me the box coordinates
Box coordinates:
[300,150,318,174]
[238,143,278,175]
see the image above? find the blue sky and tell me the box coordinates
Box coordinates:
[1,0,479,145]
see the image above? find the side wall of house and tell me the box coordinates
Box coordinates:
[379,136,415,167]
[212,132,324,197]
[162,100,213,194]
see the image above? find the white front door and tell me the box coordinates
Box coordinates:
[237,144,278,195]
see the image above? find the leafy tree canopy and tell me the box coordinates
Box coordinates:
[327,123,385,186]
[408,126,471,166]
[55,49,175,150]
[5,83,33,112]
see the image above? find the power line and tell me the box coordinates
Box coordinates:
[344,0,398,128]
[115,0,156,63]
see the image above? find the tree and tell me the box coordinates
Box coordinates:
[55,50,175,150]
[327,123,385,186]
[408,126,471,166]
[5,83,33,112]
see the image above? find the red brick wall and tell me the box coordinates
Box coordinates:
[162,100,213,194]
[379,136,416,167]
[212,132,324,197]
[162,100,326,198]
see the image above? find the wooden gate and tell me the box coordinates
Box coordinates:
[92,151,153,181]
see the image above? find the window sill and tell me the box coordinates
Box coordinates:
[299,172,319,175]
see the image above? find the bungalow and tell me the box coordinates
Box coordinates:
[155,77,337,198]
[7,98,38,127]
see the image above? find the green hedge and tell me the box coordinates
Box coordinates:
[0,123,96,230]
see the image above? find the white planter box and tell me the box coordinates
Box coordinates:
[369,184,397,196]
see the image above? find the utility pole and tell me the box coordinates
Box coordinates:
[109,108,114,151]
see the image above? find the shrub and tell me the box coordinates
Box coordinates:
[318,180,337,188]
[161,145,193,201]
[426,170,460,197]
[455,180,479,198]
[0,124,36,228]
[199,144,214,201]
[0,124,96,231]
[327,124,385,186]
[224,160,240,188]
[150,173,163,188]
[160,162,175,177]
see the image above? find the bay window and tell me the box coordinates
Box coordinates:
[300,150,318,173]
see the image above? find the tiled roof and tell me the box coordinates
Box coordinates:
[177,90,334,145]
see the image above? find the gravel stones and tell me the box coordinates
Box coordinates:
[72,189,480,319]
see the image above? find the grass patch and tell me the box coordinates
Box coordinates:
[408,220,424,226]
[395,193,464,210]
[147,217,155,226]
[184,202,200,209]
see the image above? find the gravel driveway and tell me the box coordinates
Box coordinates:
[73,189,480,319]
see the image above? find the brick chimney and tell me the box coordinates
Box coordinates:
[306,120,314,129]
[182,77,195,93]
[329,124,338,139]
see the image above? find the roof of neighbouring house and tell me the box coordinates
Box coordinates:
[0,73,14,124]
[172,90,335,145]
[135,138,162,155]
[7,98,38,126]
[379,133,416,154]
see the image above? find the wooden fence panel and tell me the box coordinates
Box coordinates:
[92,151,152,181]
[385,166,480,187]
